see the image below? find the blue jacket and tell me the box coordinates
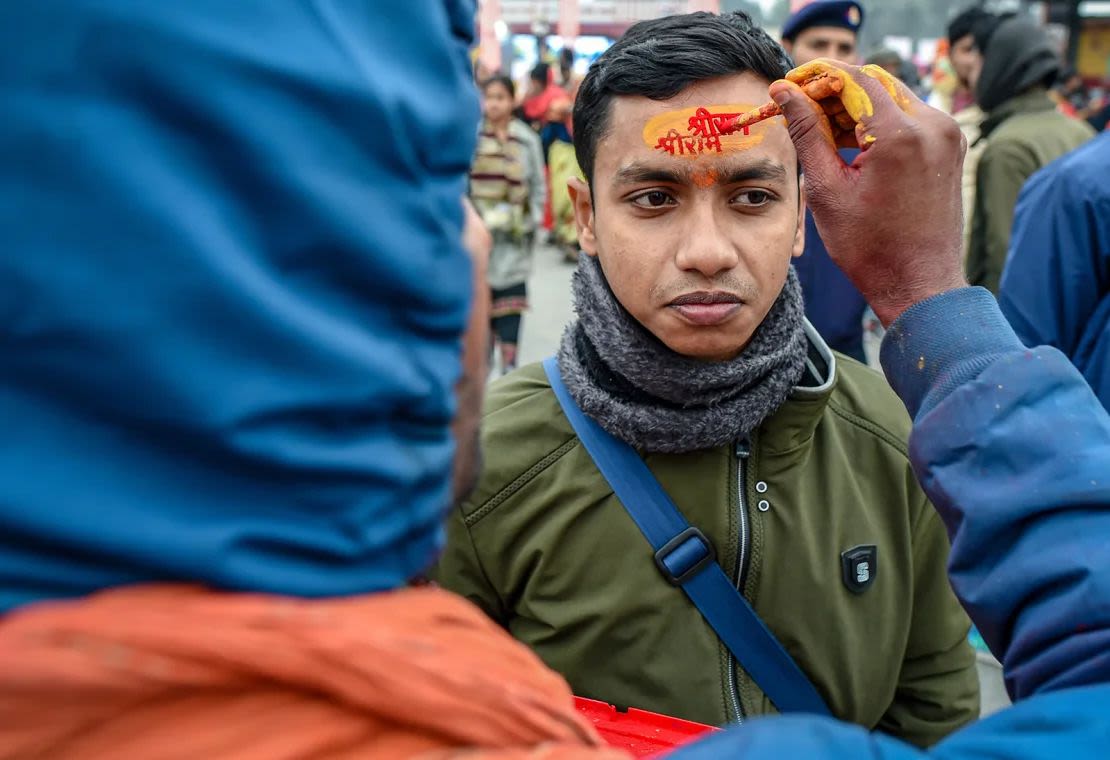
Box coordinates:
[999,130,1110,410]
[0,1,478,612]
[794,149,868,363]
[674,288,1110,757]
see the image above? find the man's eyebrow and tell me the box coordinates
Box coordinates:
[613,159,789,187]
[612,163,687,185]
[720,160,788,185]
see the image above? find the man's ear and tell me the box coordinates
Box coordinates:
[567,177,598,256]
[792,174,807,258]
[781,39,793,56]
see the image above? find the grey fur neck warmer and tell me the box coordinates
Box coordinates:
[556,254,808,453]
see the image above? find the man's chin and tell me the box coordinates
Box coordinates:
[653,317,754,363]
[659,333,751,363]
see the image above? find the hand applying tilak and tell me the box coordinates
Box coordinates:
[723,59,911,150]
[764,60,969,327]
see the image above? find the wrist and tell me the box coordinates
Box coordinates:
[879,287,1024,419]
[869,273,968,328]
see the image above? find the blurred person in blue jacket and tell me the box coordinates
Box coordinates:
[999,130,1110,410]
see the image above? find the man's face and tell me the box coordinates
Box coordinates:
[567,73,806,363]
[785,26,858,65]
[950,34,981,88]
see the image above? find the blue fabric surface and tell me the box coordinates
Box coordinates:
[671,685,1110,758]
[999,130,1110,410]
[673,287,1110,756]
[879,288,1025,420]
[795,149,868,362]
[908,347,1110,701]
[0,0,479,611]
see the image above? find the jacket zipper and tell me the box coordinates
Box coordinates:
[727,438,752,723]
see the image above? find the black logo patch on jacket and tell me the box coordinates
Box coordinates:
[841,545,877,594]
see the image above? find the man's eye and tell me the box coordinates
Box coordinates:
[631,191,675,209]
[732,190,774,207]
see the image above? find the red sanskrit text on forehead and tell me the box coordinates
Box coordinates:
[654,108,746,156]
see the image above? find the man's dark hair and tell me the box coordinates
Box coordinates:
[530,62,550,84]
[482,74,515,100]
[947,6,993,45]
[572,12,792,184]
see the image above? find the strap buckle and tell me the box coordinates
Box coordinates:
[653,527,716,586]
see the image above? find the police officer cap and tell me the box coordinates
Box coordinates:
[781,1,864,42]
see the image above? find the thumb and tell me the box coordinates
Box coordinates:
[768,79,842,192]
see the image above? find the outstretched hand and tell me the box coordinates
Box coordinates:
[770,59,969,326]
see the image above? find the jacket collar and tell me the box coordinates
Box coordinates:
[757,320,838,455]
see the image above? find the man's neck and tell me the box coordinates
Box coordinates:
[554,255,811,453]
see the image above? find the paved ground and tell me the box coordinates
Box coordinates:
[506,241,1011,717]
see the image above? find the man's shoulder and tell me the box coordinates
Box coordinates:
[980,121,1035,155]
[991,109,1093,149]
[825,354,911,457]
[464,362,579,521]
[977,131,1040,184]
[482,361,560,424]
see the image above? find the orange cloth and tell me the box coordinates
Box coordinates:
[0,585,629,759]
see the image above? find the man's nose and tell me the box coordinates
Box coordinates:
[674,204,740,278]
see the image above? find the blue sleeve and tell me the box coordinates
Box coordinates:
[881,288,1110,701]
[998,163,1107,356]
[669,684,1110,759]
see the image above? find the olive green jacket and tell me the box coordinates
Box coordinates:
[436,343,979,747]
[967,88,1094,293]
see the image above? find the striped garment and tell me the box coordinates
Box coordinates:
[470,120,530,236]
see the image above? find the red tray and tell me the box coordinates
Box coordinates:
[574,696,718,757]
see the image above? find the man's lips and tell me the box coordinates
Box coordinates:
[667,291,743,326]
[668,291,742,306]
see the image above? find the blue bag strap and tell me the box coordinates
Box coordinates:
[543,357,830,716]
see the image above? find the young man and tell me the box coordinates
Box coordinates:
[966,16,1094,293]
[437,12,979,748]
[779,0,869,362]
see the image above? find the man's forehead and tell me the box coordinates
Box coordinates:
[597,83,794,179]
